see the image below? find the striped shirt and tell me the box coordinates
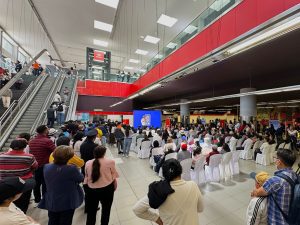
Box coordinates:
[263,168,297,225]
[0,150,38,180]
[29,134,56,167]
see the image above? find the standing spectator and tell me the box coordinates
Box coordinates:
[1,88,12,108]
[14,77,24,90]
[29,125,56,204]
[32,61,39,76]
[53,92,62,104]
[38,64,43,76]
[47,105,56,128]
[251,148,297,225]
[63,87,70,102]
[0,139,38,213]
[123,126,133,157]
[39,146,84,225]
[15,60,22,72]
[246,172,270,225]
[56,102,67,126]
[0,177,39,225]
[114,122,125,154]
[84,146,119,225]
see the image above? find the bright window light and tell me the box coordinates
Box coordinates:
[124,66,134,70]
[93,39,108,47]
[210,0,231,11]
[94,20,113,32]
[166,42,177,49]
[129,59,140,64]
[144,35,160,44]
[95,0,119,9]
[227,17,300,54]
[157,14,178,27]
[183,25,197,34]
[154,54,163,59]
[135,49,148,55]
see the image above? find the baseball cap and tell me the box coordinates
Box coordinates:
[250,172,270,186]
[0,177,36,202]
[181,143,187,150]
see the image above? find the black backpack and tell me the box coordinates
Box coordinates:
[57,105,63,112]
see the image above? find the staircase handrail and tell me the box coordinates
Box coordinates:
[65,78,78,121]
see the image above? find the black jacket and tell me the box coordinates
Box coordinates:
[148,180,174,209]
[47,108,55,119]
[80,139,98,173]
[114,128,125,139]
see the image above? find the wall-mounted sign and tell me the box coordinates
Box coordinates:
[93,50,105,62]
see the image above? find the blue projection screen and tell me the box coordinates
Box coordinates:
[133,110,162,128]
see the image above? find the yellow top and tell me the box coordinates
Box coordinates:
[49,153,84,168]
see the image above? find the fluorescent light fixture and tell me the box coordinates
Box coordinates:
[110,101,123,107]
[94,20,113,32]
[135,49,148,55]
[95,0,119,8]
[154,54,163,59]
[139,69,146,73]
[227,17,300,54]
[166,42,177,49]
[144,35,160,44]
[124,66,134,70]
[157,14,178,27]
[183,25,197,34]
[140,83,161,95]
[128,94,139,99]
[129,59,140,64]
[93,39,109,47]
[210,0,231,11]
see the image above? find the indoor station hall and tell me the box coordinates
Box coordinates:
[0,0,300,225]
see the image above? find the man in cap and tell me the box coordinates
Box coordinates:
[246,172,270,225]
[0,177,39,225]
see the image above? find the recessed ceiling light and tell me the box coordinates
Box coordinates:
[124,66,134,70]
[144,35,160,44]
[135,49,148,55]
[129,59,140,64]
[95,0,119,9]
[183,25,197,34]
[93,39,108,47]
[94,20,113,32]
[157,14,178,27]
[154,54,163,59]
[166,42,177,49]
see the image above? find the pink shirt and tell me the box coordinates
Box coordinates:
[84,157,119,188]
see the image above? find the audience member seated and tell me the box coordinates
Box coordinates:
[150,140,164,163]
[164,137,176,152]
[192,147,202,168]
[220,143,231,154]
[254,136,270,160]
[177,143,191,162]
[206,146,220,165]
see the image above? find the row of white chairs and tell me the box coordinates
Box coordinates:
[154,151,240,184]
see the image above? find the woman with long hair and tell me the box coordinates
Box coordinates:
[84,146,119,225]
[123,126,133,157]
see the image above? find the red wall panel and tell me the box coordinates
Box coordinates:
[77,0,299,98]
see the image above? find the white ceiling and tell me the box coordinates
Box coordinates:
[1,0,215,70]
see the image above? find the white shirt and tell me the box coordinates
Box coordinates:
[53,93,61,102]
[0,203,39,225]
[246,197,268,225]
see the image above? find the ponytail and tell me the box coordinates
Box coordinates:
[91,146,107,183]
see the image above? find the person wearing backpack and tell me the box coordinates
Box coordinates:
[251,148,299,225]
[56,102,67,126]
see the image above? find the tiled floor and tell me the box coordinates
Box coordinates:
[27,147,300,225]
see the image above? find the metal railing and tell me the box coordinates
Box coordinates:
[30,73,65,134]
[0,75,44,136]
[65,77,78,121]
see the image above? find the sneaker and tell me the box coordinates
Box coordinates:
[126,155,129,158]
[122,154,125,157]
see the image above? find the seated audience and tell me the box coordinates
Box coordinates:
[206,145,220,165]
[220,143,231,154]
[177,143,191,162]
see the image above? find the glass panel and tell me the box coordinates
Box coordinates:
[2,37,13,56]
[18,51,26,63]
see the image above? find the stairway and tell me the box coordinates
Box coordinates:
[2,76,56,150]
[0,75,37,116]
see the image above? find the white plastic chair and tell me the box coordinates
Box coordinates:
[158,153,177,177]
[135,138,142,153]
[130,133,137,152]
[205,154,222,182]
[149,156,156,170]
[230,151,240,175]
[219,152,233,181]
[180,158,193,181]
[191,156,206,185]
[236,138,244,148]
[269,144,276,163]
[240,140,254,160]
[256,145,271,166]
[138,140,151,159]
[229,138,238,151]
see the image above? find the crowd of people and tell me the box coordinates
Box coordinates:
[0,118,299,225]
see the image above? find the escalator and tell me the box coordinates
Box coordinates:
[1,76,57,151]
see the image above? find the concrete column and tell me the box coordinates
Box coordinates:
[180,99,190,127]
[240,88,257,123]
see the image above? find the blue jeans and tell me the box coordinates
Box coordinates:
[101,136,107,146]
[123,138,132,156]
[57,112,65,125]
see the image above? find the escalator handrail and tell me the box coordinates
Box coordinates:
[0,75,48,149]
[65,77,78,121]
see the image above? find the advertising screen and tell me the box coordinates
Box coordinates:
[133,110,161,128]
